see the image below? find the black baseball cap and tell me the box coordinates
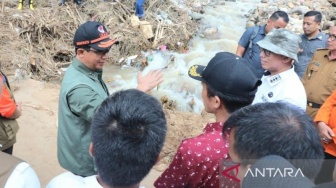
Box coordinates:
[188,52,261,99]
[73,21,118,50]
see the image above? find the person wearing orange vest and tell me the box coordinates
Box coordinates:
[0,71,22,155]
[314,90,336,184]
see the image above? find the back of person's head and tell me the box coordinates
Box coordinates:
[242,155,315,188]
[223,102,324,179]
[188,52,261,113]
[270,10,289,23]
[304,11,322,23]
[91,89,167,187]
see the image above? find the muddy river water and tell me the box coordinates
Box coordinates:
[103,0,263,113]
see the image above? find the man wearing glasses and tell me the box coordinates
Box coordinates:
[302,26,336,185]
[57,21,163,177]
[302,26,336,120]
[252,28,307,110]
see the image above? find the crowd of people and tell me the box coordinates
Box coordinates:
[1,5,336,188]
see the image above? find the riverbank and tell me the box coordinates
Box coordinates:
[10,0,258,186]
[8,0,336,187]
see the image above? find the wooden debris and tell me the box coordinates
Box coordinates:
[0,0,197,80]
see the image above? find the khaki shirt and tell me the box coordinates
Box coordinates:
[302,49,336,119]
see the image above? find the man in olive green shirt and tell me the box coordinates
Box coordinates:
[57,21,163,177]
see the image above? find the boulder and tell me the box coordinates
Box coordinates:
[287,2,294,8]
[328,0,336,7]
[130,15,140,28]
[246,21,255,28]
[139,21,154,39]
[288,6,310,15]
[203,27,218,36]
[322,21,335,30]
[190,12,203,20]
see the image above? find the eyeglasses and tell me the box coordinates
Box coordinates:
[260,47,272,57]
[85,48,110,57]
[326,33,336,41]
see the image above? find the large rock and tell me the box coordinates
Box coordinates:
[323,21,336,30]
[189,12,203,20]
[246,21,255,29]
[241,0,332,34]
[328,0,336,7]
[130,15,141,28]
[203,27,218,36]
[288,6,310,15]
[139,21,154,39]
[302,1,314,9]
[287,2,294,8]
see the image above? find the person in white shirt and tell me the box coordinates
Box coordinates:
[252,28,307,110]
[0,152,40,188]
[47,89,167,188]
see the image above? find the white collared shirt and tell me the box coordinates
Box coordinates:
[46,172,102,188]
[5,162,40,188]
[47,172,147,188]
[252,67,307,110]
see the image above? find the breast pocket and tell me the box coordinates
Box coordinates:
[308,49,316,57]
[327,71,336,88]
[0,119,19,141]
[0,123,7,145]
[303,64,320,81]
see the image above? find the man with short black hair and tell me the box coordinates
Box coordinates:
[50,89,167,187]
[223,102,324,186]
[154,52,261,187]
[236,10,289,78]
[57,21,163,177]
[296,11,327,78]
[252,28,307,110]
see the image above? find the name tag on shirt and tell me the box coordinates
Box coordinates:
[267,74,282,85]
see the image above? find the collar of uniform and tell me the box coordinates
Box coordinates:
[203,122,224,133]
[260,25,266,35]
[83,175,102,187]
[302,30,325,41]
[326,50,336,61]
[264,67,295,86]
[72,57,103,80]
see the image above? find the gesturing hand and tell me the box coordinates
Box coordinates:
[137,70,164,92]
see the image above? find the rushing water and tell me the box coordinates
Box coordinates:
[103,0,263,113]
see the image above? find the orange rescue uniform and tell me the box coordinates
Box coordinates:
[314,90,336,157]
